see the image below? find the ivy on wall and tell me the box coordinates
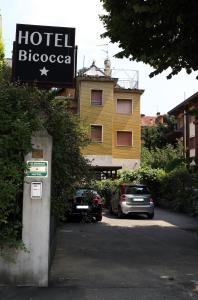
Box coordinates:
[0,64,91,250]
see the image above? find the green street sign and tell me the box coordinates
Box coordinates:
[26,161,48,177]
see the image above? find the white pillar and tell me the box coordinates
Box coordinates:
[21,130,52,286]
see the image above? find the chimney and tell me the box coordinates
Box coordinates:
[104,57,111,77]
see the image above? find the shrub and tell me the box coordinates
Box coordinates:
[141,141,184,171]
[92,179,120,207]
[117,166,198,215]
[0,73,46,249]
[46,98,91,220]
[158,167,198,214]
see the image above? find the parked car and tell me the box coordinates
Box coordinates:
[66,188,103,222]
[110,184,154,219]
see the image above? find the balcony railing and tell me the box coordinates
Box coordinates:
[78,67,139,89]
[111,68,139,89]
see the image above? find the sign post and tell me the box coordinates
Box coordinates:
[22,131,52,286]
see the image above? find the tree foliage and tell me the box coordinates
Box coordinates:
[142,115,176,150]
[46,99,91,219]
[141,142,184,171]
[0,66,91,249]
[100,0,198,79]
[141,115,184,171]
[0,67,46,249]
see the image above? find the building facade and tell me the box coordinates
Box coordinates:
[168,92,198,160]
[59,60,144,178]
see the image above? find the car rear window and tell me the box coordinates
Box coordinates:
[75,189,98,197]
[125,186,150,195]
[75,189,87,197]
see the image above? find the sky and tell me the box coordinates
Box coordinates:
[1,0,198,115]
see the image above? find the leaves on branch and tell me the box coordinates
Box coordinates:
[100,0,198,79]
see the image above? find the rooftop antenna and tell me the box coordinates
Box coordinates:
[96,43,109,59]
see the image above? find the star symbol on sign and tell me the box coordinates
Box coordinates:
[40,67,49,76]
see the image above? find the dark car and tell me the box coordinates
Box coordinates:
[110,183,154,219]
[66,188,103,222]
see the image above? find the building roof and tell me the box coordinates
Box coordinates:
[78,60,106,77]
[77,60,145,94]
[168,92,198,115]
[141,116,156,126]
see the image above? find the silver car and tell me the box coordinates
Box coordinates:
[110,184,154,219]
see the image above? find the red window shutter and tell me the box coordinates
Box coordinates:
[117,99,132,114]
[117,131,132,146]
[91,90,102,105]
[91,125,102,142]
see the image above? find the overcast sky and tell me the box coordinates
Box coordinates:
[1,0,198,115]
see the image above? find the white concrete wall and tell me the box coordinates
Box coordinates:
[84,154,140,170]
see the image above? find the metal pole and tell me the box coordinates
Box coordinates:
[184,110,187,158]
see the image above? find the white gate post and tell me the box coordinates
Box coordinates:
[21,130,52,286]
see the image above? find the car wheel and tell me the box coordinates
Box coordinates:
[147,212,154,219]
[95,213,102,222]
[117,206,124,218]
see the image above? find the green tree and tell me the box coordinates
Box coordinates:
[0,66,90,249]
[0,68,46,249]
[141,141,184,171]
[100,0,198,79]
[142,115,176,150]
[142,125,166,150]
[46,98,91,219]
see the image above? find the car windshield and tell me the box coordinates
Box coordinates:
[125,186,150,195]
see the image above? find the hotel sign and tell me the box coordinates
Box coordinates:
[26,161,48,177]
[13,24,76,87]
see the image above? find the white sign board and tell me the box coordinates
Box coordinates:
[31,182,42,199]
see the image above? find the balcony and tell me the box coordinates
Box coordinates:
[165,125,183,141]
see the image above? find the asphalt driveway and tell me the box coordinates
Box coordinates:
[1,208,198,299]
[49,208,198,299]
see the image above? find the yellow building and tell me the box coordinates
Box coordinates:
[59,60,144,178]
[78,63,143,176]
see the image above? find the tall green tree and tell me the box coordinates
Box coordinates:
[100,0,198,79]
[0,66,90,249]
[141,142,184,171]
[142,115,176,150]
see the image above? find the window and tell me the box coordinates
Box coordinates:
[125,186,150,195]
[117,99,132,114]
[117,131,132,146]
[91,90,102,106]
[91,125,103,142]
